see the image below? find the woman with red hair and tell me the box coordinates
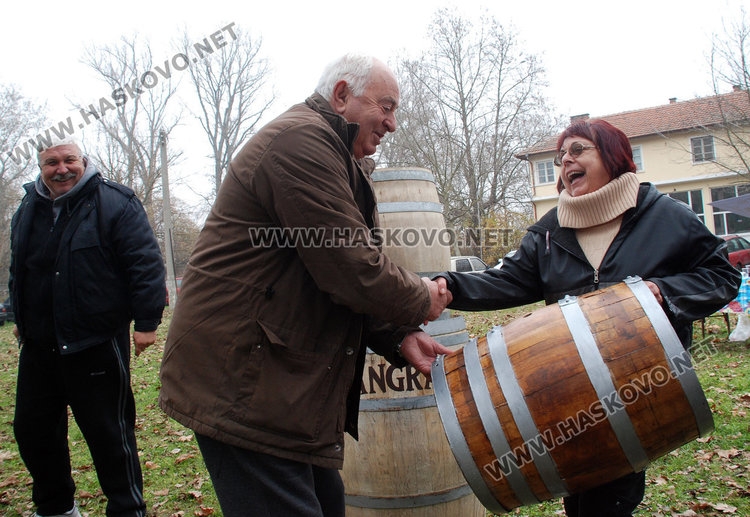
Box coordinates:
[434,119,740,516]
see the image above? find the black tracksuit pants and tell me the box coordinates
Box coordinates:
[13,329,146,517]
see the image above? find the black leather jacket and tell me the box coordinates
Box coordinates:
[439,183,741,348]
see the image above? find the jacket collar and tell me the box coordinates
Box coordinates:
[305,93,360,155]
[528,183,659,259]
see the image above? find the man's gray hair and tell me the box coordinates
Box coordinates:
[37,136,82,163]
[315,54,375,100]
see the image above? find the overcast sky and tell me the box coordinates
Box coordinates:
[2,0,745,202]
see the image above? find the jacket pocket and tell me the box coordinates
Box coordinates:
[229,322,339,442]
[69,223,125,326]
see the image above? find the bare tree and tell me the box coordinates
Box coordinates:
[0,85,47,186]
[709,6,750,178]
[80,35,182,218]
[0,84,48,295]
[380,8,562,250]
[183,25,274,198]
[151,196,203,277]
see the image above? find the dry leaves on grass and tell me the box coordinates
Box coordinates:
[688,501,739,514]
[175,453,196,464]
[648,443,749,516]
[0,449,17,462]
[649,502,739,516]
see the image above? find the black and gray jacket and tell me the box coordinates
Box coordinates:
[9,161,165,353]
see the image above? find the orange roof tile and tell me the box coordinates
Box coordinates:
[520,89,750,156]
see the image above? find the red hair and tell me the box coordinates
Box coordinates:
[555,119,637,192]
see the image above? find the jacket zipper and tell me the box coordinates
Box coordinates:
[593,268,600,287]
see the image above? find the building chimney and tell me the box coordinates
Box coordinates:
[734,84,743,92]
[669,97,677,104]
[570,113,590,123]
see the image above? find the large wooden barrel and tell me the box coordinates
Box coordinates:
[370,167,451,278]
[431,276,714,514]
[341,167,484,516]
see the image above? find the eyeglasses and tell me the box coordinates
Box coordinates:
[553,142,597,166]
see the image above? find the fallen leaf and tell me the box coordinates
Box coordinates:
[717,449,740,459]
[175,453,195,464]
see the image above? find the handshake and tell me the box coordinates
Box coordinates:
[398,276,454,377]
[422,276,453,322]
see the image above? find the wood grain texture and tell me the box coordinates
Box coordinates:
[433,281,709,512]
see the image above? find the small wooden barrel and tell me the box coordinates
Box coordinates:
[431,277,714,514]
[370,167,451,278]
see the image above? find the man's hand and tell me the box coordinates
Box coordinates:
[644,280,663,304]
[399,330,454,377]
[422,276,452,322]
[133,331,157,357]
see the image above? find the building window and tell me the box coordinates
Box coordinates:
[631,145,644,172]
[668,190,704,223]
[691,136,715,163]
[536,160,555,184]
[711,185,750,235]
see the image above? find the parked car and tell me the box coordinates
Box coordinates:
[723,234,750,270]
[450,255,489,273]
[166,277,183,306]
[494,249,517,269]
[0,298,13,326]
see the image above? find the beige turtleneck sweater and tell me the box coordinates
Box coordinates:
[557,172,640,268]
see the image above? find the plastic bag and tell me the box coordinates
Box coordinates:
[729,313,750,341]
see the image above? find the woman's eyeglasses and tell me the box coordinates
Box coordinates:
[554,142,597,166]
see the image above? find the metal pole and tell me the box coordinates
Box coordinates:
[160,129,178,309]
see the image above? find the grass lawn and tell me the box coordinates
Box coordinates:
[0,306,748,516]
[0,310,220,517]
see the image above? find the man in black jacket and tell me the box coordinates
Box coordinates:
[9,137,166,517]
